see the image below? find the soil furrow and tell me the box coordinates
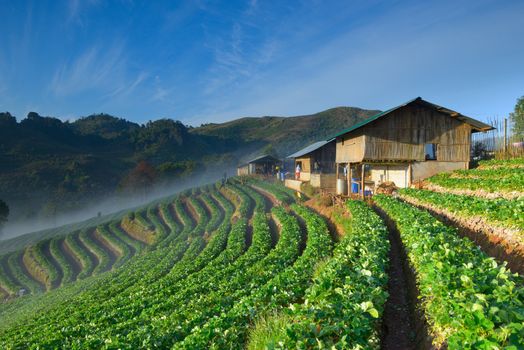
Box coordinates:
[41,240,63,289]
[60,238,82,281]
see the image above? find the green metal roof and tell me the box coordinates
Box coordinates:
[330,97,494,139]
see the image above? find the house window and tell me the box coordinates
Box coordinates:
[425,143,437,160]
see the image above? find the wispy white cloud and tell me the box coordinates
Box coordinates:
[107,71,149,99]
[66,0,99,25]
[192,0,524,124]
[49,43,127,96]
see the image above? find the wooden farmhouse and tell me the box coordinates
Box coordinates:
[237,154,280,176]
[285,139,336,191]
[286,97,494,195]
[334,97,493,194]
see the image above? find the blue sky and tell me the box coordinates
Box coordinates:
[0,0,523,126]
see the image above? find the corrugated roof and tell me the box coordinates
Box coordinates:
[287,139,334,158]
[247,154,279,164]
[331,97,494,139]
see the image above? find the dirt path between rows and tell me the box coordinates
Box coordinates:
[41,240,63,289]
[60,238,82,281]
[374,206,432,350]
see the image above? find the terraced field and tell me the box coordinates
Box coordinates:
[0,160,523,349]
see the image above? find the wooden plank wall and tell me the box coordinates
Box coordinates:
[311,141,336,172]
[338,104,471,162]
[336,131,365,163]
[295,156,311,172]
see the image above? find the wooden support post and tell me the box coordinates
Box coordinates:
[504,118,508,154]
[361,163,365,199]
[408,163,412,187]
[336,163,339,180]
[349,163,353,195]
[346,163,351,196]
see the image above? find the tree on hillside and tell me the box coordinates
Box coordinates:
[510,96,524,139]
[120,161,157,199]
[0,199,9,237]
[262,143,279,159]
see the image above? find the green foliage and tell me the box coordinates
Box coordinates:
[3,180,522,349]
[428,162,524,193]
[375,195,524,348]
[401,188,524,233]
[268,200,389,349]
[0,199,8,235]
[247,312,290,350]
[1,106,377,224]
[510,95,524,138]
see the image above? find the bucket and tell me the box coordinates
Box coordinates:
[351,178,360,193]
[336,179,347,195]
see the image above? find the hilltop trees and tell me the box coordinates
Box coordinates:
[0,199,9,237]
[510,96,524,138]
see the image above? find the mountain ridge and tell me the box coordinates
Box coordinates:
[0,105,379,229]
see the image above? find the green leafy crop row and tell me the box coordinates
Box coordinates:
[375,195,524,349]
[400,188,524,234]
[270,200,389,349]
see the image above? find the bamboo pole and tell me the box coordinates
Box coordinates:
[347,163,351,196]
[504,118,508,155]
[361,164,365,199]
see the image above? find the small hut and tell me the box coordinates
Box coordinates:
[286,139,336,190]
[333,97,494,195]
[236,154,280,176]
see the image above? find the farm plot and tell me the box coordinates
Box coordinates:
[2,175,522,349]
[375,195,524,349]
[425,158,524,199]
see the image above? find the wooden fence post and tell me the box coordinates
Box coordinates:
[504,117,508,155]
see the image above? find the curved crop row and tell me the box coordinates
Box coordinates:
[428,171,524,194]
[123,206,300,348]
[245,178,296,204]
[375,195,524,348]
[180,204,333,348]
[107,222,145,254]
[187,196,210,238]
[120,212,156,245]
[7,251,43,294]
[0,256,20,295]
[0,190,228,346]
[478,158,524,169]
[225,184,253,218]
[210,187,236,220]
[65,233,95,280]
[23,243,58,290]
[158,202,182,238]
[264,200,389,349]
[400,188,524,233]
[200,193,224,233]
[77,230,111,275]
[96,225,131,269]
[450,167,524,180]
[48,238,75,286]
[232,183,266,213]
[0,199,207,347]
[146,206,169,243]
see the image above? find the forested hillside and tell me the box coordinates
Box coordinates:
[0,107,377,228]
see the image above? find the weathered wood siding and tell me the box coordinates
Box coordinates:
[237,165,249,176]
[336,131,365,163]
[295,157,311,172]
[337,104,471,162]
[311,141,336,173]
